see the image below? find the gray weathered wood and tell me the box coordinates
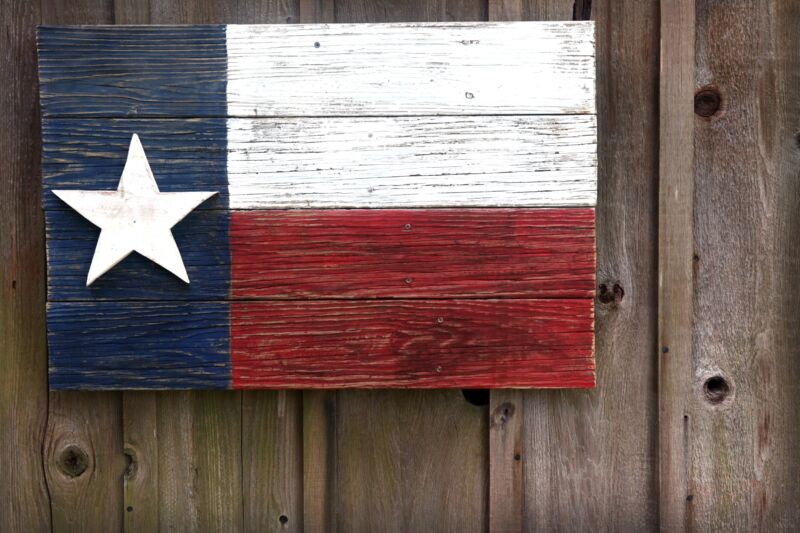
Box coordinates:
[44,392,126,532]
[489,390,524,533]
[334,391,489,532]
[487,0,660,531]
[0,0,51,530]
[242,391,303,532]
[523,0,660,528]
[155,392,243,532]
[658,0,695,530]
[123,393,159,532]
[691,0,800,529]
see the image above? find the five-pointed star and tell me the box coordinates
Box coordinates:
[53,134,217,286]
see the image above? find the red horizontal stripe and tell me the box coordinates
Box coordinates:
[231,299,594,389]
[230,208,595,299]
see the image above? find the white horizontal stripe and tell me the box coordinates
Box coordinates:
[226,22,595,117]
[226,115,597,208]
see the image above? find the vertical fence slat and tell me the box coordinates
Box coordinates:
[0,0,50,530]
[489,391,524,533]
[123,393,159,532]
[45,392,126,532]
[658,0,695,530]
[242,391,303,532]
[692,0,800,529]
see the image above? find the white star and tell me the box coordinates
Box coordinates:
[54,134,217,286]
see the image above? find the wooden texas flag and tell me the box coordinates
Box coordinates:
[37,22,597,390]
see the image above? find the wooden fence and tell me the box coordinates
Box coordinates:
[1,0,798,531]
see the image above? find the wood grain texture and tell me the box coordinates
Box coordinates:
[489,390,524,533]
[332,390,489,532]
[47,301,231,390]
[242,391,303,532]
[487,0,660,530]
[657,0,695,530]
[488,0,572,20]
[42,118,229,211]
[231,299,594,388]
[38,25,228,118]
[0,0,51,530]
[333,0,486,22]
[231,208,595,299]
[692,0,800,529]
[44,392,126,532]
[122,392,159,531]
[47,207,230,301]
[227,115,597,208]
[302,390,336,532]
[41,116,596,210]
[154,391,244,532]
[227,21,595,117]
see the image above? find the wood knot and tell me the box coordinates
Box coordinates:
[490,401,515,427]
[279,515,289,525]
[597,282,624,306]
[694,86,722,118]
[703,375,731,404]
[57,445,89,478]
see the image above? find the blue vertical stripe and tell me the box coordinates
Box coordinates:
[41,27,232,389]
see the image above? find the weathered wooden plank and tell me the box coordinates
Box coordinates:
[154,391,244,532]
[226,22,595,117]
[48,205,594,301]
[37,25,228,118]
[41,119,229,211]
[691,0,800,529]
[44,392,126,532]
[488,0,573,20]
[489,390,524,533]
[227,115,596,208]
[302,390,336,532]
[231,208,595,299]
[491,0,660,530]
[47,207,230,301]
[333,390,489,532]
[333,0,486,22]
[658,0,695,530]
[0,0,51,529]
[242,391,303,532]
[122,392,159,531]
[38,22,595,117]
[41,115,596,210]
[231,299,594,388]
[47,301,231,390]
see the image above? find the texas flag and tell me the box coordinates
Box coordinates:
[38,23,596,390]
